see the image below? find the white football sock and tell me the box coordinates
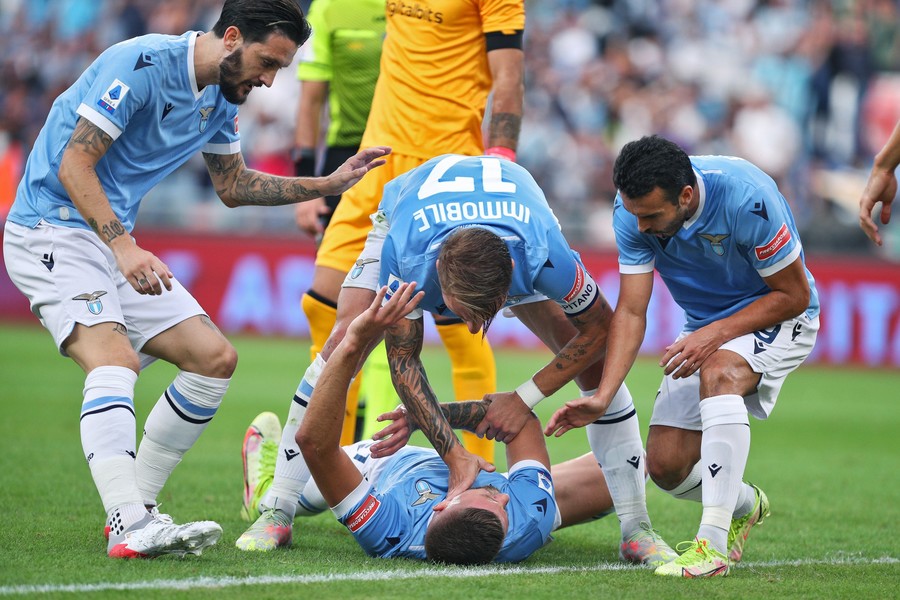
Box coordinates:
[135,371,228,505]
[664,462,704,502]
[262,354,326,519]
[585,384,649,539]
[698,394,750,554]
[732,482,757,519]
[81,366,143,514]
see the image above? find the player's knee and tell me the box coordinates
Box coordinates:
[699,357,747,396]
[201,339,238,379]
[646,449,684,490]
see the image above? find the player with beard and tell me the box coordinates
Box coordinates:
[546,136,820,577]
[3,0,389,559]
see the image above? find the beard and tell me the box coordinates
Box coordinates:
[219,48,251,105]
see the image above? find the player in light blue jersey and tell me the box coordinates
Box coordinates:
[547,136,820,578]
[239,154,677,567]
[2,0,389,559]
[292,282,613,564]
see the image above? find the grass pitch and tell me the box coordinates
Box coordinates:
[0,322,897,598]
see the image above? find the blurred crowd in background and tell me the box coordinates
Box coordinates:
[1,0,898,258]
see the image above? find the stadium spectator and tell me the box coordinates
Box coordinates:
[547,135,820,577]
[2,0,388,559]
[237,154,676,568]
[858,118,899,246]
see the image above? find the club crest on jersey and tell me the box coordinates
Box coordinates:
[538,471,553,494]
[411,480,440,506]
[97,79,130,114]
[72,290,108,315]
[699,233,730,256]
[351,257,378,280]
[198,106,215,132]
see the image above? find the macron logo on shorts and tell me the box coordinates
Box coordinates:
[755,223,791,261]
[347,495,380,532]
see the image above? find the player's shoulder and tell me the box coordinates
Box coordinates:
[96,32,191,83]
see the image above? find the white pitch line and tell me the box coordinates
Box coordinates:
[0,555,896,595]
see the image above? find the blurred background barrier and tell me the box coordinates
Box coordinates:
[2,227,897,367]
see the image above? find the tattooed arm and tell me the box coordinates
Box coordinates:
[384,314,494,500]
[485,42,523,154]
[202,145,390,208]
[475,291,616,444]
[58,118,172,295]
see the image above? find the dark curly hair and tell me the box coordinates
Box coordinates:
[612,135,696,205]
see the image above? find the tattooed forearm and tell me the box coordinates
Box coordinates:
[87,218,127,243]
[234,171,323,206]
[440,401,489,433]
[488,112,521,149]
[113,323,128,336]
[386,319,460,457]
[203,152,324,206]
[67,118,113,156]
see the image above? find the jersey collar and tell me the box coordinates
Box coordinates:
[682,168,706,230]
[186,31,202,100]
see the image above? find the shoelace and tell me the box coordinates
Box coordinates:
[255,440,278,495]
[149,505,174,525]
[674,538,715,560]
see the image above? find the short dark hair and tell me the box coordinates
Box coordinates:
[424,507,505,565]
[212,0,311,46]
[612,135,696,205]
[436,227,511,335]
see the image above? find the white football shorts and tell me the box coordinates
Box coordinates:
[649,313,819,429]
[3,221,205,362]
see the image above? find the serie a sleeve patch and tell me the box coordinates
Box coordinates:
[755,223,791,261]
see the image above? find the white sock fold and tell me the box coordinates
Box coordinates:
[664,462,704,502]
[586,384,649,538]
[699,394,750,553]
[81,366,143,513]
[135,371,229,505]
[262,354,326,519]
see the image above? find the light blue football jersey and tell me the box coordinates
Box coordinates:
[338,446,557,562]
[378,154,600,319]
[614,155,820,331]
[8,31,241,233]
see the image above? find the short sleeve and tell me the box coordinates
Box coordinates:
[296,0,333,82]
[480,0,525,34]
[613,195,655,274]
[75,45,156,140]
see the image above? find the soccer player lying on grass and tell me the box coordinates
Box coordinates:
[287,282,603,564]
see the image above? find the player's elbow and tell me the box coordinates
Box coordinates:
[216,188,240,208]
[786,284,810,318]
[295,423,324,459]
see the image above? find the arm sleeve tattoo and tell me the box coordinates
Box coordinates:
[385,318,461,458]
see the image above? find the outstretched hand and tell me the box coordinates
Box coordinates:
[370,406,413,458]
[345,281,423,347]
[543,394,612,438]
[859,167,895,246]
[320,146,391,198]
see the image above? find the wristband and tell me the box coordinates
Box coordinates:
[486,146,516,162]
[515,377,544,409]
[292,147,316,177]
